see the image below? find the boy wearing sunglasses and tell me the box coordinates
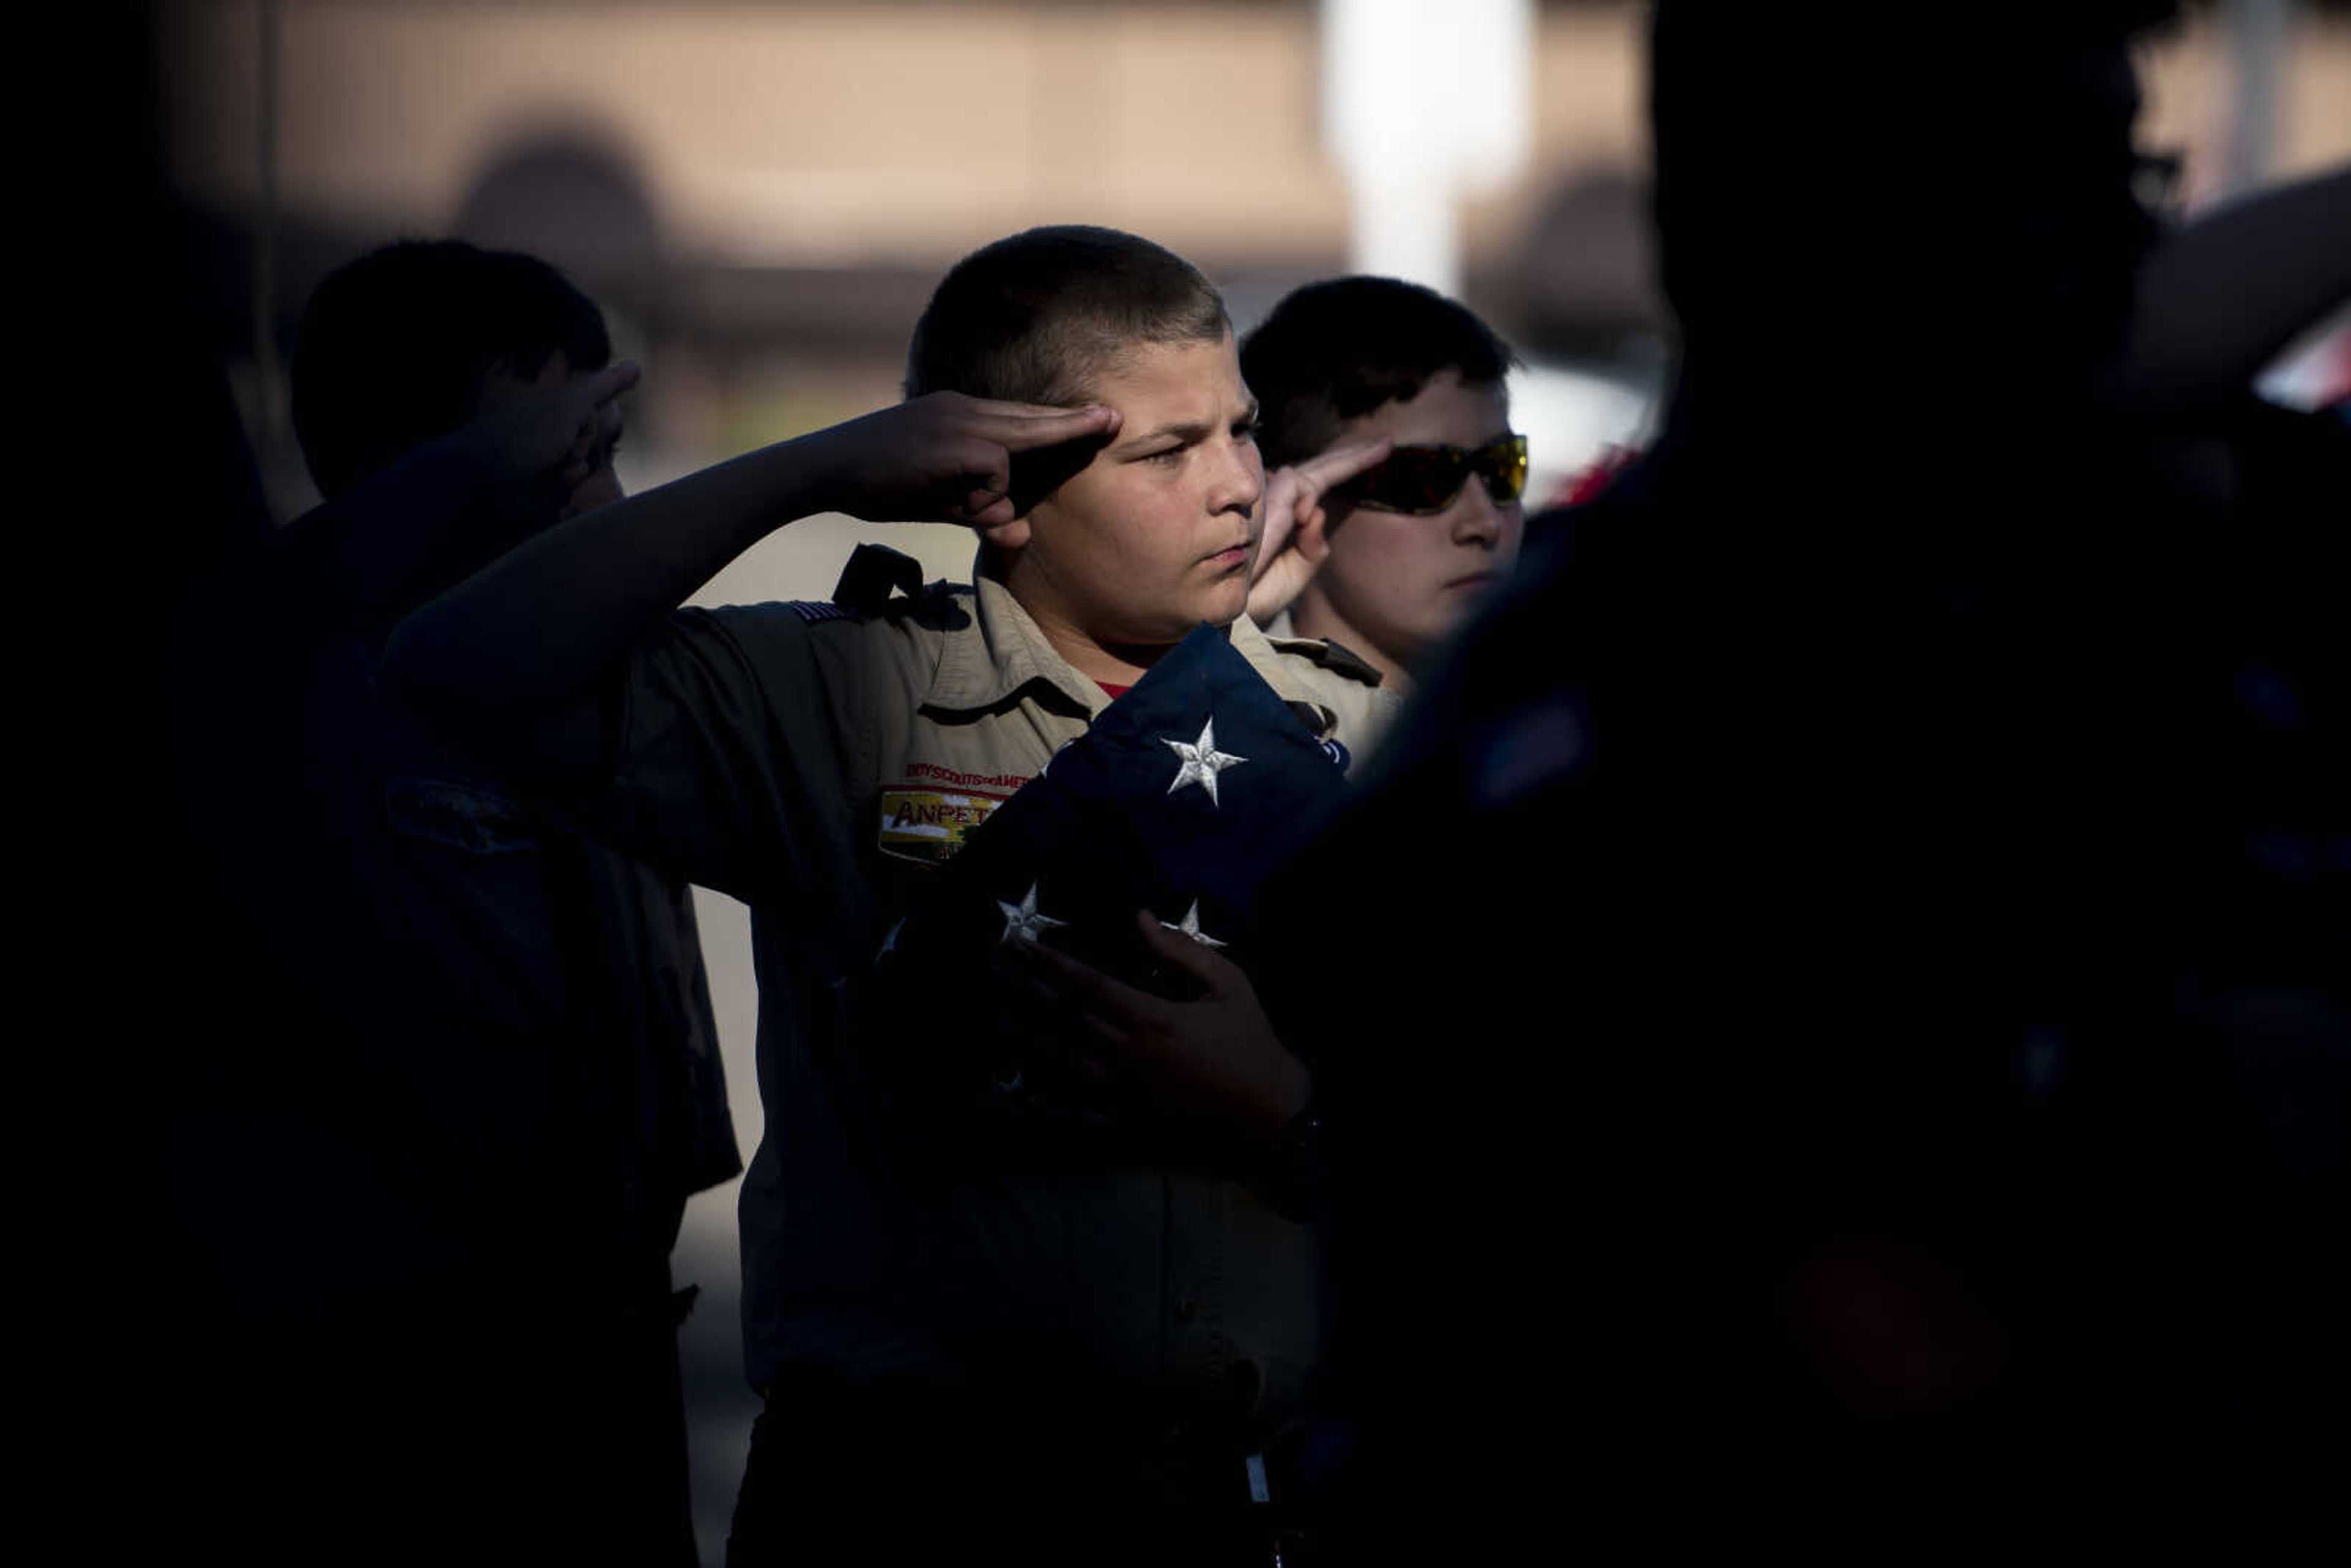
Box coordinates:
[1242,276,1528,688]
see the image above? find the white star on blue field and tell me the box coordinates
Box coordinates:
[996,882,1068,945]
[1158,899,1228,948]
[1164,716,1247,806]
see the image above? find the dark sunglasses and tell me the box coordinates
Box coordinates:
[1341,432,1529,515]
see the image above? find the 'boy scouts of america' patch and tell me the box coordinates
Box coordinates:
[877,788,1004,863]
[876,762,1032,865]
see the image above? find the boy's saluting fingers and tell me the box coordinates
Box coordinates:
[457,358,642,497]
[809,392,1119,530]
[961,399,1125,449]
[1286,435,1394,501]
[1247,437,1389,625]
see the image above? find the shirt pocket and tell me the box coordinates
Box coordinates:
[383,776,542,857]
[375,775,570,1029]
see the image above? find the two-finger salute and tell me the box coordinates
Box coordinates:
[822,394,1122,530]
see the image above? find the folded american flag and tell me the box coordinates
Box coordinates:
[857,622,1352,1144]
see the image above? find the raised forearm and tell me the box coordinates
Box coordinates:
[383,433,836,745]
[165,440,509,649]
[383,391,1117,762]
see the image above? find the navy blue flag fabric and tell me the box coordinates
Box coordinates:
[856,622,1352,1141]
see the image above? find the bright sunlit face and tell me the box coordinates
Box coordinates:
[1007,332,1265,655]
[1296,369,1523,681]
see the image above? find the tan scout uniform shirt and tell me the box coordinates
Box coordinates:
[589,563,1397,1431]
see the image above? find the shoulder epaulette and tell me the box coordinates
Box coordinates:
[832,542,928,616]
[1269,634,1385,688]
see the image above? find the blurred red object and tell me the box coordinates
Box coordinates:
[1547,441,1641,508]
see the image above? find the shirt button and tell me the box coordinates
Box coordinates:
[1174,1297,1200,1324]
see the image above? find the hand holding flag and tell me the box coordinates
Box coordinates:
[1010,910,1312,1148]
[853,622,1352,1156]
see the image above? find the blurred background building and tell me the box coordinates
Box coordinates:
[159,0,2351,520]
[149,2,2350,1559]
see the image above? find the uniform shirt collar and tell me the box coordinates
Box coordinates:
[1228,612,1320,710]
[928,552,1330,731]
[926,558,1105,718]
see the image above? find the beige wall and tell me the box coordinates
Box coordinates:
[2140,7,2351,207]
[160,1,1641,269]
[163,1,1352,265]
[160,3,2350,275]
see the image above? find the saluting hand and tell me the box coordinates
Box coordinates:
[1245,437,1390,626]
[448,359,641,501]
[801,392,1120,530]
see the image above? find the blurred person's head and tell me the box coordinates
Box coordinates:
[1648,2,2173,415]
[1241,276,1525,683]
[906,226,1261,653]
[292,239,620,511]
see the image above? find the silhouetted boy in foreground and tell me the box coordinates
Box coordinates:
[163,241,734,1565]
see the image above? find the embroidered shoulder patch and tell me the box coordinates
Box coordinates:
[1269,635,1384,688]
[787,600,860,625]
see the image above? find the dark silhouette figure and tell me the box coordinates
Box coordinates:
[1261,3,2347,1548]
[153,242,735,1565]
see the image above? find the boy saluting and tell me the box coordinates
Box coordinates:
[388,227,1391,1561]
